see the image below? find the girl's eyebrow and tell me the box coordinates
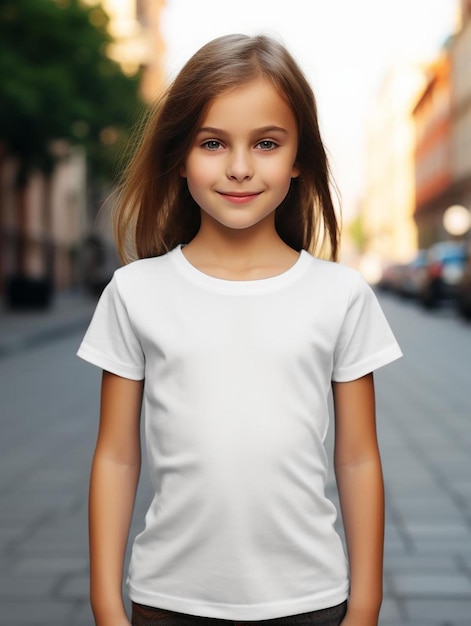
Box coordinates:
[197,125,289,135]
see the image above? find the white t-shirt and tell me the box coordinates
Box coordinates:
[77,245,402,620]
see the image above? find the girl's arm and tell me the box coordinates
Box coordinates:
[89,371,144,626]
[332,373,384,626]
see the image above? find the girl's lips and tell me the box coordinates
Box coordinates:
[217,191,262,204]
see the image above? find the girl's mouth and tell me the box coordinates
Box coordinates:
[217,191,262,204]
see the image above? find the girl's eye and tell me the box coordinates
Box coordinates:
[202,140,223,151]
[257,140,277,151]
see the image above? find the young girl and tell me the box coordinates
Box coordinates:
[78,34,402,626]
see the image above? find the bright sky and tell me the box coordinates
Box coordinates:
[161,0,459,219]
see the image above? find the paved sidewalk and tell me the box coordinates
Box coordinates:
[0,290,97,358]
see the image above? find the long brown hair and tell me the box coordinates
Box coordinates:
[114,34,340,263]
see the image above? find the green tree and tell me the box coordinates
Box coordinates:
[0,0,142,182]
[348,211,368,253]
[0,0,143,280]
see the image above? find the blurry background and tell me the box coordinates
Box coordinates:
[0,1,470,625]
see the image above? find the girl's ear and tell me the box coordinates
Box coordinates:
[291,163,300,178]
[179,162,187,178]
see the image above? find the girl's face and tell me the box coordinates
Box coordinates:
[181,78,299,233]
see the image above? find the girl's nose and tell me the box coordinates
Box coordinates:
[226,150,253,181]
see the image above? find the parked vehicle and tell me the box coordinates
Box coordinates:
[418,241,468,309]
[456,249,471,320]
[377,251,427,298]
[377,262,407,293]
[397,250,428,298]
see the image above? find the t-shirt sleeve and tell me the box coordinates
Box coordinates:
[77,273,145,380]
[332,272,402,382]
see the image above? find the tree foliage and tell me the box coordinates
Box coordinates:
[347,211,368,253]
[0,0,143,184]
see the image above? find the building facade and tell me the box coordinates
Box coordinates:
[0,145,87,300]
[450,3,471,219]
[98,0,167,101]
[412,0,471,247]
[360,64,425,270]
[412,50,453,248]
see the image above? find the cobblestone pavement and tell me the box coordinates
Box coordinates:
[0,291,470,625]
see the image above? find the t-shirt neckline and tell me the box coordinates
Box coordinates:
[170,244,310,294]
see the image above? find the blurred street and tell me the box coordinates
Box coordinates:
[0,292,470,626]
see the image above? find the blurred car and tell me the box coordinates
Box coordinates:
[456,248,471,320]
[377,262,407,292]
[397,250,428,298]
[418,241,468,309]
[377,252,427,298]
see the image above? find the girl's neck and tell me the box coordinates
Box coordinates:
[182,219,299,280]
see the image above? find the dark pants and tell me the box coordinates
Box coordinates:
[131,601,347,626]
